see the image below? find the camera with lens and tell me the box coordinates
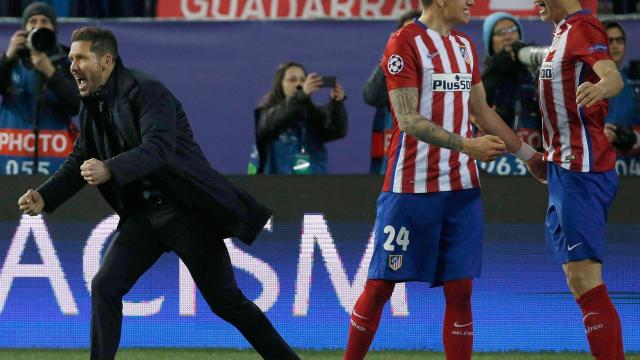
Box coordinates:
[16,27,57,65]
[511,42,549,68]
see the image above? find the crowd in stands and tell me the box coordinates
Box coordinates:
[1,0,639,17]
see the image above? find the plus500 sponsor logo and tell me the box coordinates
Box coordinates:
[431,73,472,92]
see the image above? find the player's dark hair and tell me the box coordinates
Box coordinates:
[397,9,422,30]
[602,20,626,42]
[421,0,433,7]
[71,27,119,59]
[261,61,307,109]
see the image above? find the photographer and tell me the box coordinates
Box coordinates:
[0,2,80,175]
[254,61,347,174]
[602,20,640,156]
[481,12,542,150]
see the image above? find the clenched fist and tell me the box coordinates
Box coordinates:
[80,158,112,186]
[18,189,45,216]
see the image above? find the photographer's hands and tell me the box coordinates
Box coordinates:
[5,29,55,78]
[304,73,345,101]
[30,50,55,78]
[330,82,345,101]
[605,123,639,152]
[5,30,27,60]
[303,73,323,96]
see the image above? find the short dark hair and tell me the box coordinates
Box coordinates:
[397,9,422,30]
[602,20,626,40]
[421,0,433,7]
[71,27,119,59]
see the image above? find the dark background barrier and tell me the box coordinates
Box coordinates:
[0,175,638,350]
[1,175,639,223]
[1,19,639,174]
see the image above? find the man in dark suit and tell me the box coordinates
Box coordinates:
[17,27,299,360]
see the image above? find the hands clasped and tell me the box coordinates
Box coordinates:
[464,135,506,162]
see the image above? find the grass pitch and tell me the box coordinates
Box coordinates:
[0,349,638,359]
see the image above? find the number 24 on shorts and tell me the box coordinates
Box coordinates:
[383,225,410,251]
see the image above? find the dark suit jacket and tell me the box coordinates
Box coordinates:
[37,60,271,245]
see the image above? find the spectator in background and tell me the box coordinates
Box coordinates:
[602,20,640,156]
[0,1,156,17]
[599,0,638,14]
[70,0,156,17]
[253,61,347,175]
[481,12,542,150]
[362,9,421,175]
[0,2,80,175]
[0,0,24,17]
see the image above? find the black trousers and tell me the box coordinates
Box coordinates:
[90,198,299,360]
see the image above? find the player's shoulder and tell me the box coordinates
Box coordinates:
[388,22,423,46]
[568,11,605,32]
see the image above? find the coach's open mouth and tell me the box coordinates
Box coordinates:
[74,74,88,92]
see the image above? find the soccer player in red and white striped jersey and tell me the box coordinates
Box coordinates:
[534,0,625,358]
[343,1,546,359]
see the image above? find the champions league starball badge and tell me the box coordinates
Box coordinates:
[387,54,404,75]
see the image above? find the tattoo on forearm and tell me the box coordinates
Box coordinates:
[395,93,417,116]
[390,88,464,152]
[446,132,463,152]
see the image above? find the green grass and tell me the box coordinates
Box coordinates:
[0,349,637,360]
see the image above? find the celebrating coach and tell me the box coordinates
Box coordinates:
[17,27,299,360]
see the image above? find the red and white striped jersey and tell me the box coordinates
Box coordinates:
[538,10,616,172]
[381,20,481,193]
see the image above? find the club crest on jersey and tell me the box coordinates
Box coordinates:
[388,255,403,271]
[388,54,404,75]
[431,73,472,92]
[458,45,471,64]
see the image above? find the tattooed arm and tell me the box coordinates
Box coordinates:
[389,87,506,162]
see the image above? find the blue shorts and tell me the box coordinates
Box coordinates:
[368,188,483,287]
[546,162,617,264]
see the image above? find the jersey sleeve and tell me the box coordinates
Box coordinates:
[381,32,420,91]
[571,18,612,67]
